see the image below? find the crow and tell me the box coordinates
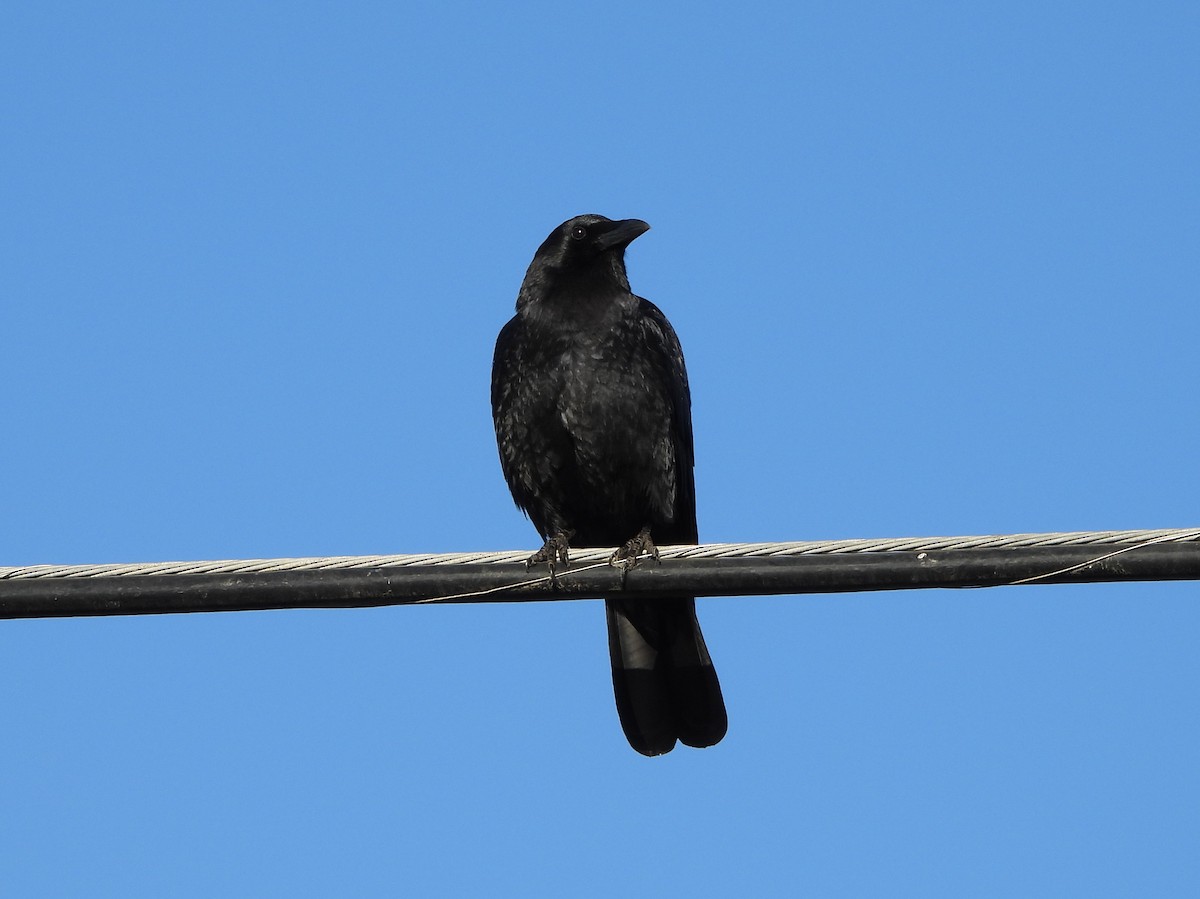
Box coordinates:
[491,214,727,756]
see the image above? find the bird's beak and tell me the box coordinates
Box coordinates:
[595,218,651,251]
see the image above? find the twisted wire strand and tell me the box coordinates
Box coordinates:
[4,527,1199,581]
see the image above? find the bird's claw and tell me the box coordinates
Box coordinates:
[609,527,660,571]
[527,530,574,585]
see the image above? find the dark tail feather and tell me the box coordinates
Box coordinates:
[605,596,727,756]
[663,605,728,749]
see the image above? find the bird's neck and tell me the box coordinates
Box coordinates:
[516,261,636,332]
[522,285,633,336]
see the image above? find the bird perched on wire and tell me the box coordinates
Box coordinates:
[491,214,727,756]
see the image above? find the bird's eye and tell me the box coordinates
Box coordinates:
[570,225,588,240]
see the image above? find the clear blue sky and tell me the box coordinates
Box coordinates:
[3,1,1198,895]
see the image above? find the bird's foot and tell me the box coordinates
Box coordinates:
[609,527,660,571]
[527,530,574,585]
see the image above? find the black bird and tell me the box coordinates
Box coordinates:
[491,214,727,756]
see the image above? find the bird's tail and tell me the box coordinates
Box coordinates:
[605,596,727,756]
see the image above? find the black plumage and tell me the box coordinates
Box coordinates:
[491,214,727,756]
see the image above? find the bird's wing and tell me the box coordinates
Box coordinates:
[490,315,533,517]
[637,297,698,544]
[490,315,520,418]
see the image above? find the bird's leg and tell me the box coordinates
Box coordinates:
[609,526,661,572]
[527,529,574,586]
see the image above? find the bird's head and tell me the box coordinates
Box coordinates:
[518,215,650,309]
[534,215,650,268]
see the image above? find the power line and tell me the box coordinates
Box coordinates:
[1,527,1198,620]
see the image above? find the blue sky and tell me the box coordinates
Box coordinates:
[3,1,1198,895]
